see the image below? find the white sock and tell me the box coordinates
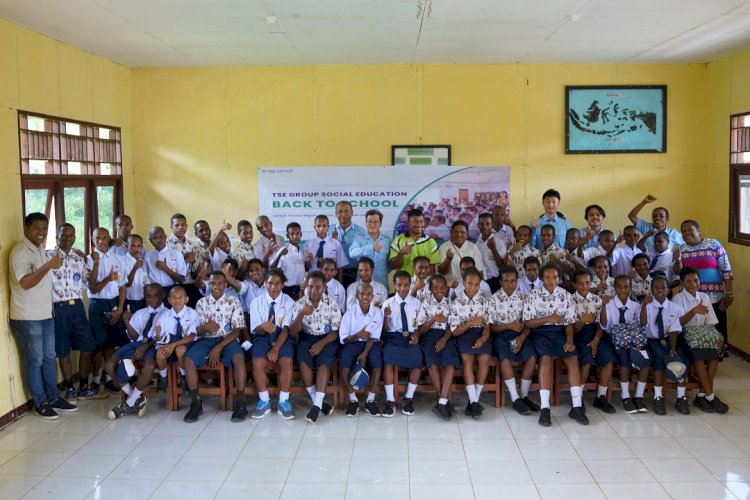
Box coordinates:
[475,384,484,400]
[120,383,132,396]
[385,384,395,402]
[520,378,532,397]
[677,386,686,398]
[367,392,376,402]
[438,397,448,405]
[93,376,101,384]
[571,386,583,407]
[620,382,630,399]
[466,384,478,403]
[706,393,715,401]
[159,369,167,377]
[179,367,185,376]
[259,390,270,402]
[314,392,325,408]
[540,389,551,409]
[306,385,316,400]
[349,392,358,402]
[279,391,289,403]
[635,381,646,398]
[406,382,417,399]
[126,388,142,407]
[597,385,607,397]
[654,386,663,399]
[505,379,520,401]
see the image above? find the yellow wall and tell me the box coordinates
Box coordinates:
[0,19,132,417]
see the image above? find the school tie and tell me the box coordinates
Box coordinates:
[618,307,627,324]
[530,282,535,290]
[316,241,325,261]
[143,311,157,339]
[656,306,665,339]
[174,315,183,337]
[325,286,329,296]
[649,254,659,271]
[400,301,409,334]
[268,301,276,324]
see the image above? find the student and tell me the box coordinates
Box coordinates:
[47,224,98,401]
[638,231,677,285]
[303,215,348,280]
[328,201,368,287]
[531,189,572,249]
[253,215,285,266]
[144,226,187,302]
[340,282,384,417]
[560,228,585,289]
[231,220,256,279]
[539,224,570,268]
[489,266,538,416]
[183,272,248,423]
[629,253,653,302]
[506,225,539,280]
[416,275,460,420]
[523,263,587,426]
[571,270,616,413]
[579,204,607,249]
[450,257,492,300]
[345,257,388,310]
[578,229,622,273]
[87,227,127,394]
[438,220,485,285]
[600,275,648,414]
[475,212,507,293]
[627,193,684,252]
[105,284,166,419]
[640,275,690,415]
[410,256,433,302]
[381,270,424,417]
[290,271,341,423]
[388,208,441,274]
[192,219,214,275]
[516,256,542,295]
[492,204,516,249]
[590,256,616,298]
[449,268,492,419]
[672,266,729,414]
[167,213,199,306]
[121,234,150,313]
[109,214,133,257]
[153,286,200,393]
[270,222,305,299]
[613,225,640,277]
[349,209,392,289]
[320,258,347,312]
[242,259,268,312]
[248,269,296,419]
[210,229,233,272]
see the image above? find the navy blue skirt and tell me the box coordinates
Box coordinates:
[574,324,616,368]
[646,338,688,370]
[421,329,461,368]
[457,326,493,356]
[382,331,424,369]
[493,329,536,363]
[296,333,337,369]
[532,324,576,358]
[340,341,383,371]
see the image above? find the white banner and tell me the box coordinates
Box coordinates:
[258,166,510,242]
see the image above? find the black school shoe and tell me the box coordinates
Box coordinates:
[51,398,79,413]
[675,396,690,415]
[231,397,248,422]
[184,399,203,423]
[634,397,648,413]
[364,400,381,417]
[512,398,531,416]
[446,401,457,417]
[382,400,396,418]
[653,397,666,416]
[622,398,638,414]
[522,397,540,412]
[710,396,729,414]
[569,406,589,425]
[321,400,334,416]
[469,402,483,419]
[306,405,321,423]
[35,402,59,420]
[694,395,715,413]
[538,408,552,427]
[345,400,359,417]
[108,401,134,420]
[593,395,616,414]
[432,403,451,421]
[401,397,415,416]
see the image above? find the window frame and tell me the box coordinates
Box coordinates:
[729,112,750,246]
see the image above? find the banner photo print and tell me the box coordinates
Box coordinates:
[258,166,510,243]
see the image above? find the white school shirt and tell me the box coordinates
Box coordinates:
[292,295,342,336]
[642,299,683,340]
[571,291,602,323]
[248,292,294,334]
[496,224,516,248]
[438,240,485,284]
[592,275,616,298]
[613,243,638,277]
[196,294,246,338]
[522,286,577,326]
[489,288,526,325]
[46,247,88,302]
[516,276,542,295]
[475,230,507,279]
[128,304,167,342]
[144,247,187,287]
[340,303,384,343]
[325,278,347,312]
[87,250,126,299]
[416,294,451,330]
[107,241,128,257]
[120,253,150,301]
[243,281,268,315]
[155,306,200,344]
[382,294,421,333]
[581,245,607,264]
[166,235,196,284]
[600,296,641,332]
[210,247,230,272]
[449,293,490,330]
[302,235,348,271]
[672,290,719,327]
[253,233,285,261]
[509,245,539,279]
[346,280,388,311]
[272,244,306,287]
[450,280,492,301]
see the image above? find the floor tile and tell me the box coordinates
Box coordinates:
[21,476,98,500]
[345,483,410,500]
[226,457,292,482]
[467,459,533,484]
[598,482,670,500]
[624,437,691,458]
[583,458,655,483]
[0,452,70,476]
[107,453,181,480]
[286,458,350,483]
[214,481,284,500]
[280,481,347,499]
[352,438,408,460]
[166,456,235,481]
[83,478,161,500]
[569,437,634,459]
[473,483,540,499]
[408,483,475,499]
[526,459,594,484]
[660,481,739,499]
[460,439,521,460]
[517,439,578,460]
[639,457,715,482]
[535,483,605,499]
[48,454,123,478]
[185,436,249,457]
[0,475,43,500]
[408,458,471,484]
[296,437,355,459]
[150,480,222,499]
[347,459,409,483]
[700,458,750,483]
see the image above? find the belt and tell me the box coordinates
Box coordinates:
[54,299,82,307]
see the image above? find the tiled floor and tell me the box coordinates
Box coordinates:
[3,358,750,499]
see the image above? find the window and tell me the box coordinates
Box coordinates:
[18,112,124,251]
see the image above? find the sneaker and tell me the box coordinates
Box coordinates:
[64,386,78,402]
[593,395,616,414]
[251,399,272,419]
[675,396,691,415]
[522,396,541,412]
[90,382,101,395]
[306,405,321,423]
[77,386,107,400]
[446,401,457,417]
[694,395,715,413]
[35,402,59,420]
[183,399,203,423]
[634,397,648,413]
[156,376,167,393]
[105,380,120,394]
[51,398,78,413]
[321,400,334,416]
[568,406,589,425]
[512,398,531,416]
[278,400,296,420]
[108,401,134,420]
[135,396,147,418]
[469,402,483,419]
[622,398,638,414]
[653,396,666,416]
[364,400,381,417]
[231,397,248,422]
[401,397,415,416]
[345,400,360,417]
[710,396,729,414]
[382,400,396,418]
[464,403,472,416]
[538,407,552,427]
[432,403,451,421]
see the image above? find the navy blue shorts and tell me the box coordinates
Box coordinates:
[421,329,461,368]
[296,333,337,369]
[382,332,424,369]
[89,298,128,350]
[53,300,95,357]
[340,341,383,371]
[251,331,294,360]
[114,341,156,362]
[575,324,616,368]
[457,326,493,356]
[532,325,576,358]
[186,337,243,368]
[493,329,536,363]
[646,339,688,371]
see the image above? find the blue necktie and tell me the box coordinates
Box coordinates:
[142,312,157,340]
[174,315,183,338]
[400,301,409,335]
[268,301,276,324]
[656,306,665,339]
[618,307,627,324]
[316,240,325,267]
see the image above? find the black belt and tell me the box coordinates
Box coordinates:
[54,298,82,307]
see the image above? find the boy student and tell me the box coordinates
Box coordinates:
[193,220,213,275]
[571,270,616,413]
[516,256,542,295]
[183,272,248,423]
[523,263,588,426]
[154,286,200,392]
[450,257,492,300]
[145,226,187,302]
[242,258,268,312]
[475,212,507,293]
[613,225,640,277]
[539,225,571,274]
[381,270,424,417]
[303,214,348,280]
[449,268,492,419]
[416,274,460,420]
[320,258,347,312]
[329,200,368,287]
[627,193,684,252]
[253,215,285,266]
[590,256,616,298]
[346,257,388,310]
[248,268,296,419]
[490,266,538,416]
[388,208,441,274]
[531,189,572,249]
[638,230,677,285]
[47,224,98,401]
[231,219,256,278]
[270,222,305,299]
[109,214,134,257]
[349,209,392,289]
[673,266,729,414]
[630,253,653,302]
[506,225,539,280]
[105,284,166,419]
[290,271,341,423]
[410,256,434,302]
[577,229,622,272]
[121,234,150,313]
[167,213,199,305]
[340,282,385,417]
[438,220,485,285]
[579,204,607,249]
[640,275,690,415]
[492,204,516,249]
[210,229,233,271]
[600,275,648,414]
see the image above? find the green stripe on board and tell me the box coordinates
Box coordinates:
[409,157,433,165]
[394,157,406,165]
[407,147,434,155]
[437,158,449,165]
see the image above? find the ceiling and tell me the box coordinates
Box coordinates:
[1,0,750,67]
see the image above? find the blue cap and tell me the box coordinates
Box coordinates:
[349,362,369,390]
[629,348,650,371]
[117,358,136,382]
[664,354,687,383]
